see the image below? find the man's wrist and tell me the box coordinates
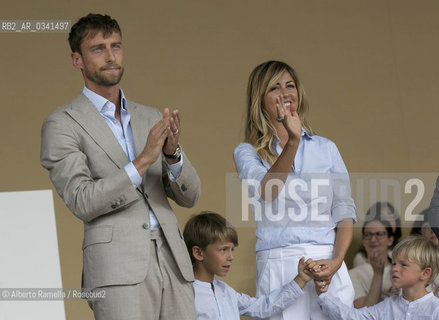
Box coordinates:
[133,154,153,176]
[163,144,181,160]
[165,157,180,165]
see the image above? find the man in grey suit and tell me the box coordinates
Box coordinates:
[40,14,200,320]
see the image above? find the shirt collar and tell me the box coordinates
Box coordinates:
[194,279,213,288]
[82,86,127,113]
[301,128,312,139]
[400,292,434,306]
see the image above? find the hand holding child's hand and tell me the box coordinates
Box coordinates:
[304,258,329,277]
[304,259,331,295]
[306,258,340,280]
[294,257,332,292]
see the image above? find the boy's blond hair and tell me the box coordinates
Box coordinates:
[392,235,439,286]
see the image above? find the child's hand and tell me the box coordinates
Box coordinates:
[314,278,330,296]
[294,257,313,288]
[298,257,313,281]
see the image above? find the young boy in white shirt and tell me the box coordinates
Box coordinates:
[183,211,317,320]
[310,235,439,319]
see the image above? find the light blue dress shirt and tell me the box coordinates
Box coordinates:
[234,130,356,252]
[318,291,439,319]
[82,86,182,229]
[193,279,304,320]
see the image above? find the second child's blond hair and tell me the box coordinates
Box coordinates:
[392,235,439,286]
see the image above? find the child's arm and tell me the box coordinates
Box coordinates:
[237,257,311,318]
[317,292,382,320]
[236,280,303,318]
[314,279,383,320]
[305,257,330,290]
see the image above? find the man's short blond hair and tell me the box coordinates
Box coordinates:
[392,235,439,286]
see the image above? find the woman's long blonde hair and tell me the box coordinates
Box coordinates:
[245,60,313,165]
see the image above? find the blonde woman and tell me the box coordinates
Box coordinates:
[234,60,356,319]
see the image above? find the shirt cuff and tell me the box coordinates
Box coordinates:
[165,155,183,181]
[125,162,142,187]
[332,204,357,224]
[289,279,305,296]
[317,292,329,307]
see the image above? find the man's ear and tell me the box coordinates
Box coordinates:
[192,246,204,262]
[71,52,83,70]
[420,267,432,282]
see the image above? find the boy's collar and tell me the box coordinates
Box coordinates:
[400,291,432,304]
[194,279,213,286]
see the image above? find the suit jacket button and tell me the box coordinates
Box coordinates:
[181,184,187,192]
[111,204,117,209]
[143,222,149,229]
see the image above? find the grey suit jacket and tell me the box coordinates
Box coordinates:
[40,93,200,289]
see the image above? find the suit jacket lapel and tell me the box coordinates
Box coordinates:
[65,93,129,169]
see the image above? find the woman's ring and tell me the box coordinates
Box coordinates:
[276,117,284,123]
[172,129,179,135]
[319,281,326,288]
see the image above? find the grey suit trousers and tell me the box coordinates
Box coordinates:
[90,229,196,320]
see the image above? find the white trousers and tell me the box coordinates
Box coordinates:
[256,244,354,320]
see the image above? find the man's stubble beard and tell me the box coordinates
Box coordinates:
[84,65,124,87]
